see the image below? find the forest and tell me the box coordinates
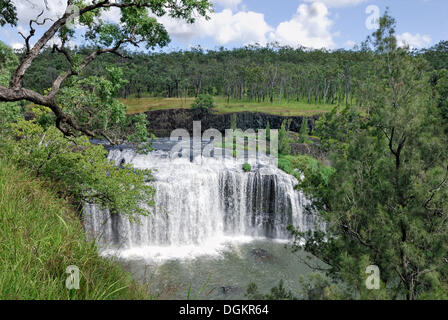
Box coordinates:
[21,40,448,107]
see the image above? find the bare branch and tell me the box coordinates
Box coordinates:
[424,164,448,209]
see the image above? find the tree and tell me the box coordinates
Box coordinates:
[1,119,155,218]
[230,112,237,130]
[291,12,448,300]
[278,119,291,155]
[0,0,212,143]
[0,0,16,27]
[266,121,271,141]
[191,94,214,118]
[432,69,448,132]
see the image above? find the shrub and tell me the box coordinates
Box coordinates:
[299,118,309,143]
[242,163,251,172]
[0,120,155,218]
[230,113,237,130]
[279,119,291,155]
[191,94,215,116]
[0,41,22,126]
[266,121,271,141]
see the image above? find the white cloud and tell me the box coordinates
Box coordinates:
[269,2,336,49]
[344,40,356,48]
[396,32,432,49]
[212,0,242,10]
[160,9,272,45]
[11,0,76,47]
[8,0,337,50]
[101,7,122,24]
[304,0,367,8]
[13,0,67,25]
[161,3,336,49]
[46,36,77,49]
[10,42,24,50]
[206,10,272,45]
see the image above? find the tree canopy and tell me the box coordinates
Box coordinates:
[0,0,212,143]
[290,12,448,300]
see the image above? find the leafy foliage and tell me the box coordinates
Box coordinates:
[0,41,22,124]
[0,0,16,26]
[0,157,149,299]
[1,120,155,218]
[0,0,212,141]
[242,163,251,172]
[432,69,448,131]
[290,12,448,300]
[191,94,214,111]
[230,113,237,130]
[56,67,149,143]
[299,118,308,143]
[265,121,271,141]
[278,119,291,155]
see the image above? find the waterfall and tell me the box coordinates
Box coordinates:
[83,141,321,256]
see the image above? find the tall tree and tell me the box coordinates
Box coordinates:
[0,0,211,143]
[292,12,448,300]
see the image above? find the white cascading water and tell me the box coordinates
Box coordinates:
[83,140,321,259]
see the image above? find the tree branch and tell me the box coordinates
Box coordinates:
[1,0,210,143]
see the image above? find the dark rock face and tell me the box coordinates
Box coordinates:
[144,109,320,137]
[291,143,327,159]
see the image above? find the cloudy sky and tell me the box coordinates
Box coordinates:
[1,0,447,51]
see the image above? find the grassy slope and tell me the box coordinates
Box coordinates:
[0,157,148,300]
[122,96,333,116]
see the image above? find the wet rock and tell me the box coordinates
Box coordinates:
[251,248,274,262]
[219,286,237,295]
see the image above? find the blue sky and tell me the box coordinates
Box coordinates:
[163,0,447,51]
[1,0,447,52]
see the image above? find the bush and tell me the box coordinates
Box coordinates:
[266,121,271,141]
[242,163,251,172]
[191,94,215,116]
[278,119,291,155]
[230,113,237,130]
[299,118,309,143]
[0,40,22,126]
[0,120,155,218]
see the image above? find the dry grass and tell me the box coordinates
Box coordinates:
[122,96,334,116]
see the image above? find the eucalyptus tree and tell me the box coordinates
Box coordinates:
[0,0,212,143]
[292,12,448,300]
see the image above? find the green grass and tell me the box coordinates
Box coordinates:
[0,157,149,300]
[122,95,334,116]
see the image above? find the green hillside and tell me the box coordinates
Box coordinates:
[0,157,148,300]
